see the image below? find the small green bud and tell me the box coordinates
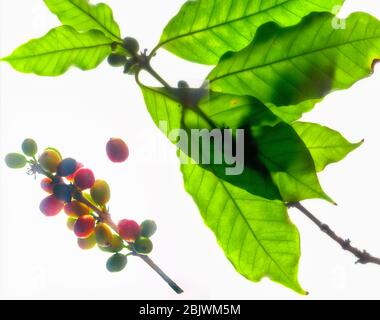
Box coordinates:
[21,138,38,157]
[108,54,127,67]
[123,61,139,75]
[123,37,139,55]
[178,81,189,89]
[5,153,27,169]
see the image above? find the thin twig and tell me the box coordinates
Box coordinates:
[289,202,380,265]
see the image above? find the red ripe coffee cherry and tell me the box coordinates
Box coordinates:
[74,215,96,239]
[118,219,140,242]
[106,138,129,163]
[57,158,77,177]
[74,168,95,190]
[39,195,64,217]
[66,162,83,182]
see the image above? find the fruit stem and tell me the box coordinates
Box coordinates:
[135,49,171,89]
[76,193,184,293]
[137,254,184,294]
[289,202,380,265]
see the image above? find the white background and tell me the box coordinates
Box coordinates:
[1,0,380,300]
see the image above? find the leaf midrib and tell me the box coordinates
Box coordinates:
[3,43,112,61]
[65,0,121,40]
[209,34,380,82]
[159,0,300,47]
[216,176,296,285]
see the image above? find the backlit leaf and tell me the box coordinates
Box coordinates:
[44,0,121,40]
[159,0,344,65]
[1,26,113,76]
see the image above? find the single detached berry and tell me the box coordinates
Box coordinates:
[74,168,95,190]
[99,234,124,253]
[57,158,77,177]
[107,54,127,67]
[74,215,96,239]
[77,233,97,250]
[118,219,140,242]
[5,153,27,169]
[95,223,113,247]
[123,37,139,55]
[106,138,129,163]
[21,138,38,157]
[64,201,90,218]
[53,183,72,203]
[38,149,62,173]
[90,180,111,206]
[39,195,64,217]
[66,162,83,182]
[140,220,157,238]
[133,237,153,254]
[106,253,127,273]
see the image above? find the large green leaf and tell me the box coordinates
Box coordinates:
[44,0,121,41]
[196,92,332,203]
[252,122,334,203]
[159,0,344,65]
[141,85,305,294]
[293,122,363,172]
[181,160,305,294]
[208,12,380,108]
[1,26,113,76]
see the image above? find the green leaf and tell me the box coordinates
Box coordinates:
[140,86,183,143]
[44,0,121,41]
[267,100,317,123]
[293,122,363,172]
[141,85,305,293]
[1,26,113,76]
[252,122,335,204]
[159,0,344,65]
[197,92,332,203]
[181,159,305,294]
[208,12,380,108]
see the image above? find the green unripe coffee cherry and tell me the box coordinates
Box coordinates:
[21,138,38,157]
[133,237,153,254]
[90,180,111,206]
[5,153,27,169]
[95,223,113,247]
[99,234,124,253]
[123,37,139,55]
[106,253,127,272]
[107,54,127,67]
[140,220,157,238]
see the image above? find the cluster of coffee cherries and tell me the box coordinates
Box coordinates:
[108,37,142,74]
[5,138,157,273]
